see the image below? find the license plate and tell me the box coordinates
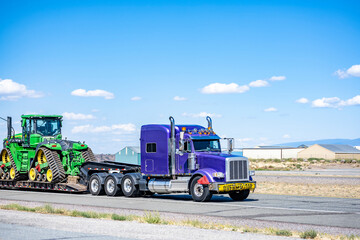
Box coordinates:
[218,182,255,192]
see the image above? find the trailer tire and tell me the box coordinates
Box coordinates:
[89,175,104,195]
[229,189,250,201]
[190,176,212,202]
[121,175,139,197]
[104,175,122,196]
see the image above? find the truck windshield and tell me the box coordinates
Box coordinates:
[36,119,61,136]
[193,139,221,152]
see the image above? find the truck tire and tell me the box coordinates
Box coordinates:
[89,175,104,195]
[121,175,139,197]
[104,175,122,196]
[229,189,250,201]
[190,176,212,202]
[82,148,97,162]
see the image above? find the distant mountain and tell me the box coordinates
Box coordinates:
[276,138,360,147]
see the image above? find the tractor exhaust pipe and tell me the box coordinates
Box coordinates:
[169,116,176,176]
[7,117,12,140]
[206,116,212,130]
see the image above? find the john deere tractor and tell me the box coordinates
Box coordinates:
[1,115,96,183]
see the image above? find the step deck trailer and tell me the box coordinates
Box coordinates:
[0,161,141,193]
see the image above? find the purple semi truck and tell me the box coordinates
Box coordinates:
[88,116,256,202]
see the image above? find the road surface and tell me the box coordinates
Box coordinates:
[0,189,359,235]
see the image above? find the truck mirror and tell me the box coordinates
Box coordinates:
[224,138,234,153]
[179,140,184,152]
[180,131,184,140]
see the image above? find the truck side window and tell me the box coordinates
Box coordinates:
[184,141,192,152]
[146,143,156,153]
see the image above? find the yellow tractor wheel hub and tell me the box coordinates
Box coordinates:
[10,168,16,179]
[46,169,53,182]
[37,150,47,165]
[1,150,10,164]
[29,168,37,181]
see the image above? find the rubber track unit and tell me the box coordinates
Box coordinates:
[7,149,21,181]
[81,148,97,162]
[39,147,66,183]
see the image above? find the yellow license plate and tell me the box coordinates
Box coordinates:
[218,182,255,192]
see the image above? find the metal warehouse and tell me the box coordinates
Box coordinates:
[242,146,306,159]
[115,146,141,165]
[297,144,360,160]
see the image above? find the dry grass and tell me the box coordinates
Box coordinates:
[255,182,360,199]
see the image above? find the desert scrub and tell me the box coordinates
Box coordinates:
[300,230,317,239]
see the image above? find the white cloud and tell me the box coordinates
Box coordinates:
[174,96,187,101]
[131,96,142,101]
[249,80,269,87]
[182,112,222,118]
[335,64,360,79]
[347,65,360,77]
[269,76,286,81]
[312,97,341,108]
[310,95,360,108]
[71,89,114,99]
[339,95,360,106]
[62,112,95,120]
[264,107,277,112]
[72,123,136,134]
[296,98,309,104]
[0,78,43,100]
[283,134,291,139]
[201,83,249,94]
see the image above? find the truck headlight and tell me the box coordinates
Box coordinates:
[212,172,224,178]
[249,170,255,176]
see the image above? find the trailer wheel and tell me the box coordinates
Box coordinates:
[229,189,250,201]
[190,176,212,202]
[121,175,139,197]
[104,175,122,196]
[89,175,104,195]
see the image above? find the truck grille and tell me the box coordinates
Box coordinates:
[227,159,248,181]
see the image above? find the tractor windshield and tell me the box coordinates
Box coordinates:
[193,139,221,152]
[35,118,61,136]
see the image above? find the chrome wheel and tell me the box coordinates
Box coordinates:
[106,179,115,194]
[91,179,99,193]
[194,183,204,197]
[123,178,132,193]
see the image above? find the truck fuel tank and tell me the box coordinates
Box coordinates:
[148,178,189,193]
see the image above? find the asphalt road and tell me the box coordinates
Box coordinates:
[0,189,359,233]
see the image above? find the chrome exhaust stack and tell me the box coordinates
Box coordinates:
[206,116,212,130]
[169,116,176,176]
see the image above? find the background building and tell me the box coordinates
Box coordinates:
[242,146,306,159]
[297,144,360,160]
[115,146,140,165]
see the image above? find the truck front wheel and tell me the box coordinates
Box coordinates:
[190,176,212,202]
[121,175,139,197]
[229,189,250,201]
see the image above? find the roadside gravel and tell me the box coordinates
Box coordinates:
[0,209,300,240]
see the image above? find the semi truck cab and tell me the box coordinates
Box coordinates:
[137,116,255,202]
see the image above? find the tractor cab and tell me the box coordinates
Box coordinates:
[21,115,62,148]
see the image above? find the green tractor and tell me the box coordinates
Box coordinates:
[1,115,96,183]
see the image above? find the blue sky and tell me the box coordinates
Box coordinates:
[0,0,359,153]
